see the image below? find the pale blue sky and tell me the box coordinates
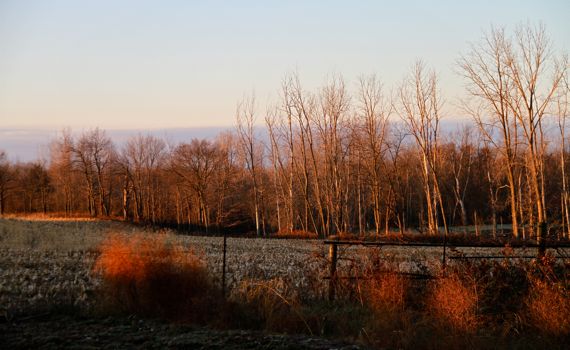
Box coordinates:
[0,0,569,132]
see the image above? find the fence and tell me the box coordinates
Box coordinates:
[323,238,570,301]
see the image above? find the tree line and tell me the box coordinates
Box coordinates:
[0,25,568,239]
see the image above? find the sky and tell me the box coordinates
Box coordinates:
[0,0,569,160]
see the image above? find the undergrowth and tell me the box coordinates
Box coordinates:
[92,234,569,349]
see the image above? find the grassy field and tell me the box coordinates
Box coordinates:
[1,216,569,349]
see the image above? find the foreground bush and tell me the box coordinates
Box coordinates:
[366,272,408,313]
[93,233,215,322]
[427,272,479,334]
[526,274,570,337]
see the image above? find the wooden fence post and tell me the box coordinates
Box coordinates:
[328,242,338,301]
[538,222,547,259]
[222,231,227,299]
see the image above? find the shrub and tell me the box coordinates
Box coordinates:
[526,276,570,337]
[363,272,414,349]
[428,273,479,334]
[93,233,214,322]
[233,277,313,334]
[366,272,408,313]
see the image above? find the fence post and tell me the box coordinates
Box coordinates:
[222,231,227,299]
[328,241,338,301]
[442,231,447,273]
[537,221,547,259]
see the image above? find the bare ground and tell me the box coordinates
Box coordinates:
[0,312,364,349]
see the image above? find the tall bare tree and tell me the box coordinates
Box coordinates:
[556,68,569,238]
[398,61,448,235]
[317,75,351,234]
[505,24,567,237]
[460,24,568,238]
[49,130,76,215]
[72,128,114,216]
[0,151,14,215]
[120,134,167,223]
[171,139,222,232]
[236,94,264,236]
[356,75,392,236]
[458,27,522,237]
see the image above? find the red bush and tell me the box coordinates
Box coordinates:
[93,234,214,321]
[428,273,479,333]
[526,277,570,336]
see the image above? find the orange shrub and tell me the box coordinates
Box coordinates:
[526,278,570,337]
[428,273,479,333]
[366,272,408,313]
[93,233,214,322]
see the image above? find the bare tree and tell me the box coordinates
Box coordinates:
[317,74,351,234]
[356,75,392,236]
[458,27,522,237]
[49,130,76,215]
[398,61,448,235]
[556,70,569,238]
[120,134,167,223]
[445,127,474,229]
[0,151,14,215]
[265,109,286,233]
[505,24,567,237]
[171,139,222,232]
[283,74,323,234]
[236,94,264,236]
[72,129,114,216]
[214,132,239,230]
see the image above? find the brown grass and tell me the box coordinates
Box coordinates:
[362,272,414,349]
[234,277,313,334]
[1,212,101,221]
[366,272,408,313]
[273,229,318,239]
[428,273,479,333]
[526,277,570,337]
[93,233,214,322]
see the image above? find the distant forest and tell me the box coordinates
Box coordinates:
[0,25,568,239]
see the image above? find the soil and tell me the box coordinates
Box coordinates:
[0,313,365,350]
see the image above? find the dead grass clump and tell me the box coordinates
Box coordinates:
[526,277,570,337]
[366,272,408,313]
[234,278,313,334]
[93,233,214,322]
[428,273,479,333]
[362,272,414,349]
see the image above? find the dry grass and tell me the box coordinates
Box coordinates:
[365,272,408,313]
[362,272,415,349]
[234,277,313,334]
[4,216,569,348]
[428,272,479,334]
[93,233,215,322]
[526,277,570,337]
[1,213,102,221]
[273,229,318,239]
[0,217,141,251]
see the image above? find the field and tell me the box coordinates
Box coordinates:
[1,216,569,349]
[0,217,364,349]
